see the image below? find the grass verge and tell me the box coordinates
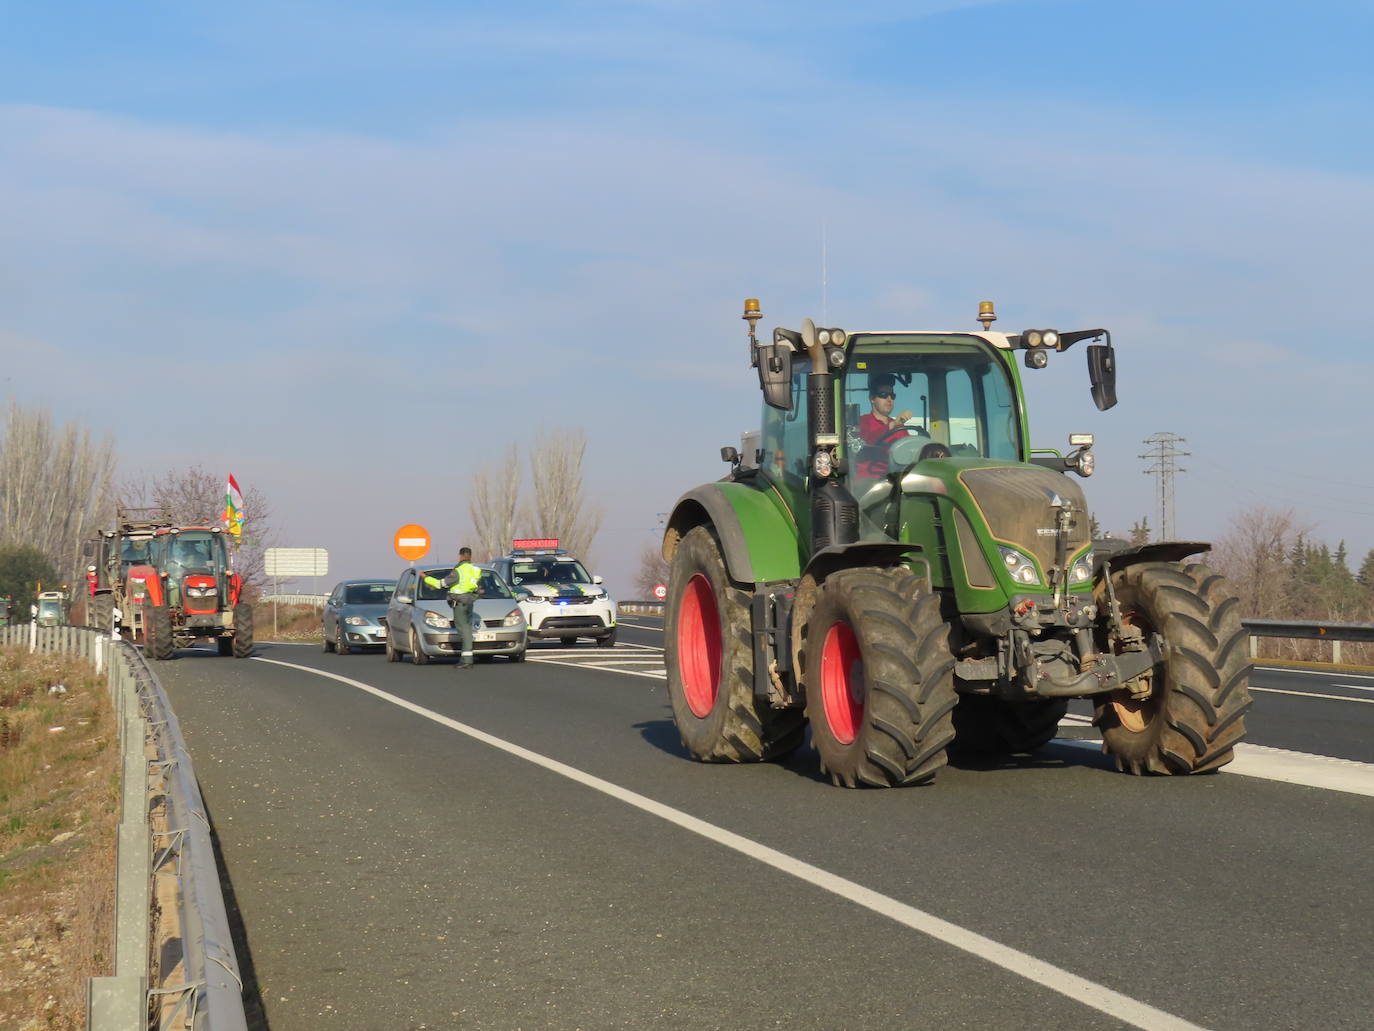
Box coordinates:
[0,646,118,1030]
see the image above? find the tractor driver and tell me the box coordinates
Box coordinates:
[855,373,926,479]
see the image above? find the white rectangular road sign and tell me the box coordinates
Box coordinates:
[264,547,330,578]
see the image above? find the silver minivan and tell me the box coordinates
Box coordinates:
[385,565,527,664]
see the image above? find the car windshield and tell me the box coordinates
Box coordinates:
[508,559,591,586]
[344,583,394,605]
[416,569,513,601]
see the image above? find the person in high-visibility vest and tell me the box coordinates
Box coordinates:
[423,547,482,670]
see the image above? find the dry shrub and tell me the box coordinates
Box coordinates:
[255,602,324,642]
[0,646,119,1030]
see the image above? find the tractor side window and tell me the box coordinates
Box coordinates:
[760,357,811,489]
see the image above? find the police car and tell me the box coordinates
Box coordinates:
[490,539,617,647]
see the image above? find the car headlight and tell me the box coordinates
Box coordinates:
[997,546,1042,586]
[1069,550,1095,584]
[502,609,523,626]
[424,610,453,628]
[344,615,368,625]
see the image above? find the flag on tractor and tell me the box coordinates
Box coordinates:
[223,474,245,539]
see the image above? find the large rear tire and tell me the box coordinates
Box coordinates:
[90,594,114,633]
[232,604,254,658]
[801,568,957,787]
[149,605,175,661]
[951,696,1068,755]
[1096,562,1250,774]
[664,526,806,762]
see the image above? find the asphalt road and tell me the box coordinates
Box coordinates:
[154,621,1374,1031]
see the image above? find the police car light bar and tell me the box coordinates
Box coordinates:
[511,538,561,551]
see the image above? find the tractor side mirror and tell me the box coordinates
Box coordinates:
[80,540,94,560]
[755,342,793,410]
[1087,340,1117,411]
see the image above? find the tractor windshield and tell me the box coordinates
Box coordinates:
[166,532,225,575]
[844,336,1021,486]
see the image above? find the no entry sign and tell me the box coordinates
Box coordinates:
[393,524,431,561]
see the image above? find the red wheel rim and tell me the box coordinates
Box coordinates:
[820,620,864,744]
[678,574,721,718]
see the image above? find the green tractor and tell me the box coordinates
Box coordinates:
[661,299,1250,787]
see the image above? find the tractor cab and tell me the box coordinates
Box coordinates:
[36,590,69,627]
[148,528,232,610]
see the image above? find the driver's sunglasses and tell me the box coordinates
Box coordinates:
[873,391,895,399]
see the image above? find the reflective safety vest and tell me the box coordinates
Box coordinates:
[424,561,482,596]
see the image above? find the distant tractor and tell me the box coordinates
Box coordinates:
[86,509,253,658]
[35,589,71,628]
[661,299,1251,787]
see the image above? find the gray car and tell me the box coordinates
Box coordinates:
[322,579,397,654]
[385,565,527,664]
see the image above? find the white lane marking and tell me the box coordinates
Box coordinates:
[1251,687,1374,705]
[617,619,663,631]
[1331,683,1374,694]
[251,656,1204,1031]
[531,643,659,654]
[1054,739,1374,798]
[1059,714,1094,727]
[528,656,665,680]
[1253,666,1374,681]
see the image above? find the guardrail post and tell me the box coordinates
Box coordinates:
[115,676,151,979]
[1333,639,1342,665]
[86,975,147,1030]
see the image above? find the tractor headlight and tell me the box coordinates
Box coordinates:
[344,615,368,625]
[1074,450,1095,477]
[502,608,523,626]
[1042,330,1060,349]
[424,610,453,629]
[813,450,833,478]
[1069,551,1094,584]
[997,546,1042,586]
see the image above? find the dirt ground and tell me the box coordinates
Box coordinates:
[0,646,119,1031]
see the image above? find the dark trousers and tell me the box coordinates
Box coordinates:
[449,593,475,665]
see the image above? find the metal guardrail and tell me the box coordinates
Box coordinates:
[1243,619,1374,664]
[0,623,248,1031]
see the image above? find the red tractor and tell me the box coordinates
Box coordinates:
[87,509,253,658]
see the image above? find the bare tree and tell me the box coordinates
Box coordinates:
[121,466,274,594]
[633,541,671,599]
[0,401,115,581]
[527,431,603,559]
[1209,505,1306,619]
[468,444,523,562]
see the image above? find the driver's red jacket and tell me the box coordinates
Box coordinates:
[856,412,895,478]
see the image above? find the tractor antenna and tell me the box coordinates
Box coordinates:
[821,219,828,322]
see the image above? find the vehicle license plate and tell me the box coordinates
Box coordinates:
[474,631,497,642]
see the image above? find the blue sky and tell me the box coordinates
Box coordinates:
[3,1,1373,593]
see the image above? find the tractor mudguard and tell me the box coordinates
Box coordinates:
[663,483,802,585]
[803,541,930,587]
[1096,540,1211,576]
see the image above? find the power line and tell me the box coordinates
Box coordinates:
[1140,432,1189,540]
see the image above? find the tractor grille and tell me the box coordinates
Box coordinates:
[958,466,1089,571]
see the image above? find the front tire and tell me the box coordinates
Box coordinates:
[801,568,956,787]
[597,628,617,648]
[1096,562,1251,774]
[232,604,254,657]
[410,626,430,665]
[149,604,175,661]
[335,622,350,656]
[385,629,400,662]
[664,526,805,762]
